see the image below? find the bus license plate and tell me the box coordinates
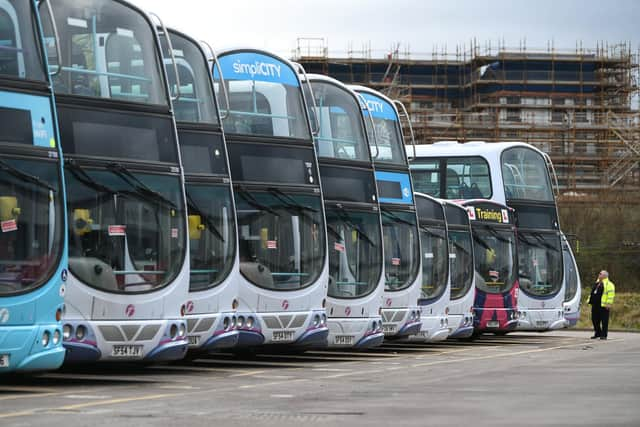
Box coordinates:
[272,330,295,342]
[382,324,396,334]
[334,335,354,346]
[0,354,9,368]
[487,320,500,328]
[188,335,200,346]
[536,321,548,327]
[112,345,143,358]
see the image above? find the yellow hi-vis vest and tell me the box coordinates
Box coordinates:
[601,278,615,307]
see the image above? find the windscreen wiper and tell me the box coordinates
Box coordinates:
[106,163,178,211]
[333,205,377,247]
[381,208,416,227]
[0,157,57,193]
[185,192,225,243]
[236,187,280,217]
[267,187,318,213]
[65,159,117,195]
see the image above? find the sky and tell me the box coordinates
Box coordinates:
[128,0,640,59]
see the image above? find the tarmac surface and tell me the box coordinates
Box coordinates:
[1,330,639,427]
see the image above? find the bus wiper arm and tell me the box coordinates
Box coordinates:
[236,187,280,217]
[530,231,560,252]
[267,187,319,213]
[382,208,416,227]
[334,205,377,247]
[0,157,57,193]
[185,192,225,243]
[106,163,178,210]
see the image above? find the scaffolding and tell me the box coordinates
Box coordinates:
[294,39,640,204]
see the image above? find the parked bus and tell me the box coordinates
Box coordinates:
[350,86,421,339]
[561,232,581,326]
[442,200,475,339]
[410,141,564,331]
[213,49,328,347]
[303,74,385,348]
[460,200,519,333]
[158,28,240,351]
[41,0,189,362]
[412,193,450,341]
[0,0,67,372]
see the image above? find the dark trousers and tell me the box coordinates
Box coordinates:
[592,306,610,337]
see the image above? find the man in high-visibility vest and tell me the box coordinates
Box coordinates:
[588,270,616,340]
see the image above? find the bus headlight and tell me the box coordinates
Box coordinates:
[63,324,73,340]
[313,315,320,327]
[42,331,50,347]
[237,316,245,329]
[321,314,327,325]
[53,330,61,345]
[75,325,86,341]
[169,324,178,339]
[246,316,254,329]
[223,317,230,330]
[231,316,237,329]
[178,323,186,338]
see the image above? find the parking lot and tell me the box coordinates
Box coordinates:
[1,330,639,427]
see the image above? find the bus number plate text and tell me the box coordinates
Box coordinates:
[188,335,200,346]
[487,320,500,328]
[0,354,9,368]
[382,324,397,334]
[112,345,143,358]
[334,335,354,346]
[272,330,295,342]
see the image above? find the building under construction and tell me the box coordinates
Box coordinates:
[293,39,640,204]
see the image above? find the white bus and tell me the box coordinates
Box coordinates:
[42,0,190,362]
[442,201,475,339]
[213,49,329,348]
[158,28,242,351]
[410,141,565,332]
[350,86,422,340]
[561,232,581,327]
[303,74,385,348]
[412,193,450,341]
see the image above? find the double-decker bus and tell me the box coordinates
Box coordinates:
[410,141,565,331]
[561,232,581,326]
[157,28,240,351]
[0,0,67,372]
[350,86,421,339]
[41,0,189,362]
[442,200,475,339]
[412,193,450,341]
[460,200,519,333]
[213,49,328,348]
[303,74,385,348]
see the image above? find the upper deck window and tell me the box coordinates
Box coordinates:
[310,81,369,162]
[214,51,310,140]
[40,0,167,106]
[0,0,46,81]
[358,91,406,166]
[411,156,491,199]
[501,147,554,202]
[161,31,218,125]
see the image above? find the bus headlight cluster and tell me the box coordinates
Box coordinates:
[63,324,72,340]
[313,314,321,327]
[245,316,254,329]
[223,316,231,331]
[52,330,61,346]
[42,331,50,347]
[169,324,178,339]
[75,325,87,341]
[370,320,381,332]
[237,316,246,329]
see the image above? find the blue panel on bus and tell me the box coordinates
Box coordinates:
[358,92,398,121]
[214,52,299,86]
[0,90,55,147]
[375,171,413,204]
